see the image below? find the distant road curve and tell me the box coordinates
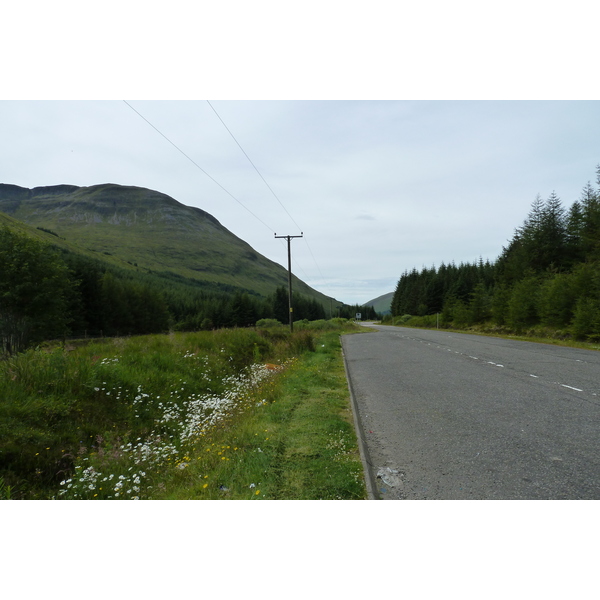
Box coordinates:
[342,323,600,499]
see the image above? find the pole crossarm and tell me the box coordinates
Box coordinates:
[274,232,303,332]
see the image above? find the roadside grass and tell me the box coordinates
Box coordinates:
[267,335,366,500]
[0,321,367,500]
[156,331,367,500]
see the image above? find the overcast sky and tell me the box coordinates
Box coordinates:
[2,100,599,304]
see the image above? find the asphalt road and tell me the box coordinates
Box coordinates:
[342,323,600,499]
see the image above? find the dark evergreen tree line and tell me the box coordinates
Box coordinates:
[392,259,495,317]
[391,166,600,340]
[2,227,373,353]
[1,228,73,353]
[336,303,378,320]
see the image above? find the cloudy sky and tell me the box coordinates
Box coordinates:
[2,100,599,304]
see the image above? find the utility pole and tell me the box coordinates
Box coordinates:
[274,232,303,332]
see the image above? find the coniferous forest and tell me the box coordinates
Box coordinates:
[390,167,600,341]
[0,225,377,355]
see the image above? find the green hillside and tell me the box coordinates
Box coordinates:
[365,291,393,315]
[0,208,149,274]
[0,183,331,304]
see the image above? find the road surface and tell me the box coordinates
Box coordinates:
[342,323,600,499]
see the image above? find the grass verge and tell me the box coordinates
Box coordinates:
[1,323,367,500]
[152,331,367,500]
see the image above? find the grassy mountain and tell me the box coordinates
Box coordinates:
[0,183,332,304]
[365,291,393,315]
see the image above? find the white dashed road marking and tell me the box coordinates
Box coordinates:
[399,333,592,397]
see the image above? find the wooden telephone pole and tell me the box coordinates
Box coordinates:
[274,233,303,332]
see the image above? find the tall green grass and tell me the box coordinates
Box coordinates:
[153,329,366,500]
[0,320,365,499]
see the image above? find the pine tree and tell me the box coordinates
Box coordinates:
[538,191,567,271]
[579,180,600,260]
[571,297,600,340]
[469,281,491,323]
[491,283,511,326]
[566,199,585,265]
[272,286,289,324]
[538,274,577,328]
[507,276,540,332]
[0,227,74,353]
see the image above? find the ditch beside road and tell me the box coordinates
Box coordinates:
[342,323,600,499]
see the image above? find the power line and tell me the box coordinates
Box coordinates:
[299,232,325,281]
[207,101,303,232]
[122,100,275,234]
[123,101,312,282]
[206,100,325,281]
[124,100,325,289]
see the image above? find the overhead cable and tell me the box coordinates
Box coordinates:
[207,100,303,231]
[206,100,325,281]
[122,100,275,234]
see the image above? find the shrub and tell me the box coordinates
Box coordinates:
[255,318,283,328]
[393,314,412,325]
[290,330,316,353]
[571,297,600,340]
[294,319,338,331]
[329,318,349,326]
[217,329,273,369]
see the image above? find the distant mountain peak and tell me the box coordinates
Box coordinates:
[364,291,393,315]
